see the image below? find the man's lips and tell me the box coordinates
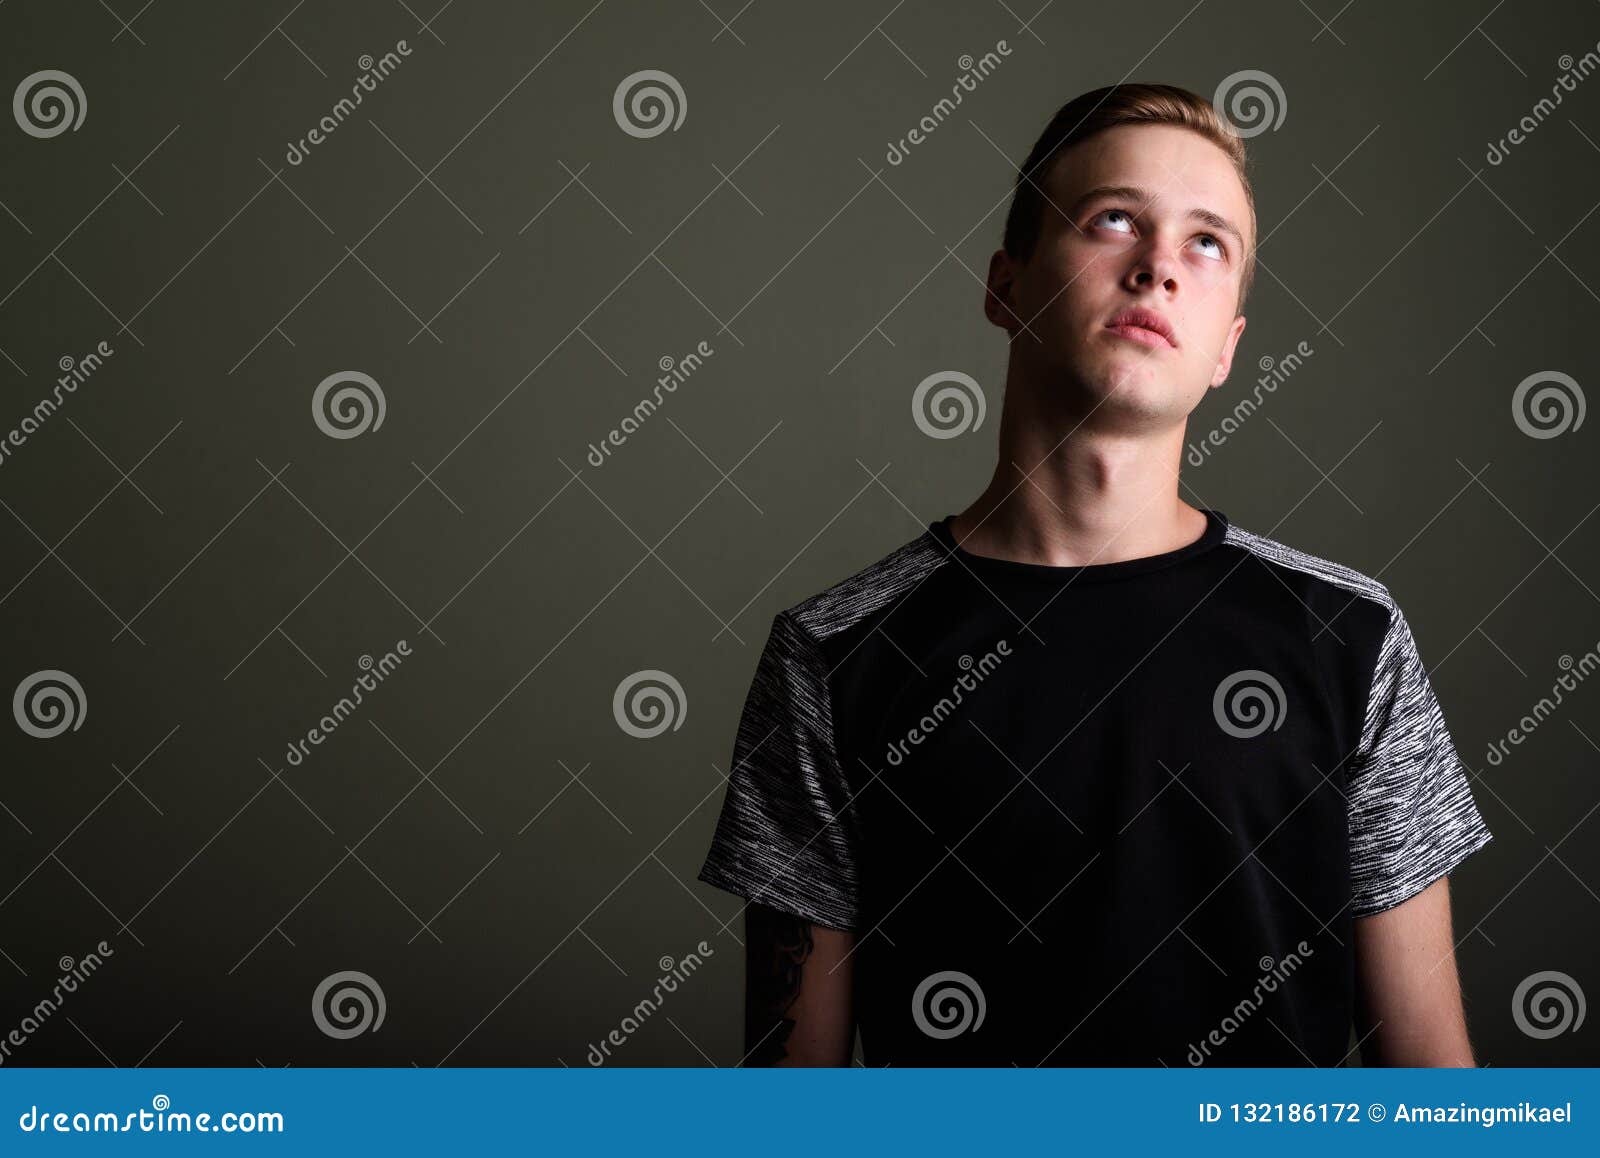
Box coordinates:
[1105,307,1178,349]
[1105,323,1174,349]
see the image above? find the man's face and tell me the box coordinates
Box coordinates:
[989,123,1252,429]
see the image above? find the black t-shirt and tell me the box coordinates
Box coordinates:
[697,509,1494,1066]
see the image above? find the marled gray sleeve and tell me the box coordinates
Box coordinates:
[1347,604,1494,917]
[696,611,862,932]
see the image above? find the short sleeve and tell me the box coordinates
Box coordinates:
[1346,603,1494,917]
[696,612,862,931]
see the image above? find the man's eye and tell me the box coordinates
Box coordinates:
[1192,234,1225,261]
[1089,208,1135,233]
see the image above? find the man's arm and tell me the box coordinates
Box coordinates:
[742,902,856,1066]
[1353,876,1478,1066]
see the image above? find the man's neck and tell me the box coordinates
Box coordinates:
[947,402,1203,569]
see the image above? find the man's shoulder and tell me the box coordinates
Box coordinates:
[775,524,952,644]
[1220,517,1398,622]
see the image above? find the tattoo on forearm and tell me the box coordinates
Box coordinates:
[744,904,814,1065]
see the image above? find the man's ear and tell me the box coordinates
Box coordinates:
[1210,314,1248,388]
[984,248,1022,336]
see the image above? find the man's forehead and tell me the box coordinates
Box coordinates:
[1046,128,1251,239]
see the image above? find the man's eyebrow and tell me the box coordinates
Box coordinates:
[1067,183,1245,250]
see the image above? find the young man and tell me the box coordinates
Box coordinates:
[696,84,1494,1066]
